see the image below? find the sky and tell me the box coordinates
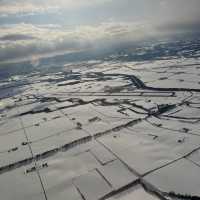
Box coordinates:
[0,0,200,64]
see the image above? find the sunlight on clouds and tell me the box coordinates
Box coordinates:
[0,0,199,64]
[0,21,157,63]
[0,0,112,15]
[0,2,58,15]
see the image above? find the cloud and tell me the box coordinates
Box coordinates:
[157,21,200,36]
[156,0,200,24]
[0,0,199,64]
[0,2,58,15]
[0,0,112,15]
[0,34,36,41]
[0,22,157,64]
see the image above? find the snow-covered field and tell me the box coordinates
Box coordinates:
[1,53,200,199]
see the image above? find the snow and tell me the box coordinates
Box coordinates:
[0,166,45,200]
[98,159,138,190]
[74,170,112,200]
[144,159,200,196]
[1,49,200,199]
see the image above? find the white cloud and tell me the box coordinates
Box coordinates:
[159,0,167,7]
[0,2,57,15]
[0,21,158,63]
[0,0,112,15]
[1,0,199,64]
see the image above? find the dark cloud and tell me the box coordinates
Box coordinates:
[0,0,200,64]
[157,21,200,36]
[0,34,36,41]
[0,22,156,64]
